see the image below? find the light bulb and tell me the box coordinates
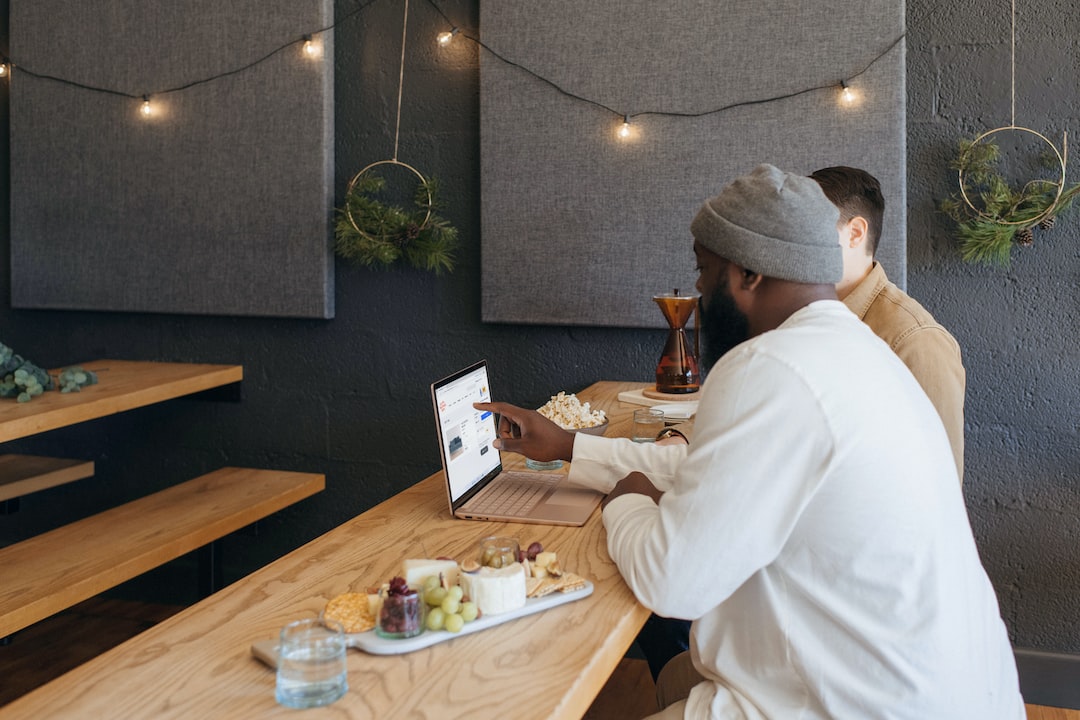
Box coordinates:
[437,28,459,46]
[617,115,632,139]
[303,37,322,59]
[140,97,152,117]
[0,64,8,78]
[839,81,856,106]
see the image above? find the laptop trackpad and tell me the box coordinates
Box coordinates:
[547,488,601,507]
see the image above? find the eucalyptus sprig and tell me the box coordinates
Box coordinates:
[940,137,1080,267]
[334,171,457,274]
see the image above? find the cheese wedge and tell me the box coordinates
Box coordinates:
[402,558,460,588]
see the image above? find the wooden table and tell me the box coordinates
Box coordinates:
[1,382,653,719]
[0,360,243,501]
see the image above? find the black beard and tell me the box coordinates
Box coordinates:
[699,280,751,371]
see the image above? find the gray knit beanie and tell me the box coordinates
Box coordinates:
[690,164,842,284]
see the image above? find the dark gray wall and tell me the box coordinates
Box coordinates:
[1,0,1078,671]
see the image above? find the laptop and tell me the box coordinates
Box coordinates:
[430,360,604,526]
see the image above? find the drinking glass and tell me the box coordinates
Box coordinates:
[275,618,348,708]
[631,408,665,443]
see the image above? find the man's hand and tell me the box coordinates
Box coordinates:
[602,471,663,509]
[473,401,576,462]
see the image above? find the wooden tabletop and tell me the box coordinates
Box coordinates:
[2,381,653,719]
[0,360,243,444]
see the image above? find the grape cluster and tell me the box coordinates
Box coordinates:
[57,366,98,393]
[421,575,478,633]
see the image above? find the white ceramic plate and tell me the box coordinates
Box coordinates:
[650,402,698,421]
[345,581,594,655]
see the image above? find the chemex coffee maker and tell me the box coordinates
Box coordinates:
[649,289,701,397]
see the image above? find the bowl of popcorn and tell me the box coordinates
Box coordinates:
[537,392,608,436]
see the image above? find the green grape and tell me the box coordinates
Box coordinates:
[440,596,460,615]
[444,613,465,633]
[424,587,447,607]
[460,601,478,623]
[422,575,441,592]
[425,607,446,631]
[447,586,464,602]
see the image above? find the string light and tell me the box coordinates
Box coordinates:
[0,1,372,119]
[437,27,460,46]
[423,0,898,141]
[0,0,895,136]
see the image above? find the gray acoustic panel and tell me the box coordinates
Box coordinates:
[481,0,905,328]
[11,0,334,318]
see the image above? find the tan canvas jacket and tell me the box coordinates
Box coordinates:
[843,263,966,481]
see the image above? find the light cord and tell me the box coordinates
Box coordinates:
[394,0,410,161]
[1011,0,1016,126]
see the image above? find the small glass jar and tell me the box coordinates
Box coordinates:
[376,589,424,639]
[478,536,520,569]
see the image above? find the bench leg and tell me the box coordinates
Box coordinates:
[198,541,224,597]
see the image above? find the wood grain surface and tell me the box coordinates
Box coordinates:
[1,381,651,719]
[0,454,95,502]
[0,467,325,638]
[0,360,243,443]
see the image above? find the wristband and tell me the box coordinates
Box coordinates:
[655,427,687,443]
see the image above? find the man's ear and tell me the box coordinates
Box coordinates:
[739,267,763,291]
[846,216,869,251]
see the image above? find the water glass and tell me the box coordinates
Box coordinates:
[631,408,665,443]
[275,618,348,709]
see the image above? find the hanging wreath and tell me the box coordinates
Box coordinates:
[939,129,1080,267]
[334,161,458,274]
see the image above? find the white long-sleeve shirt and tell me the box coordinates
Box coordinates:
[570,301,1022,719]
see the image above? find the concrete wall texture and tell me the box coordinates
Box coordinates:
[1,0,1078,665]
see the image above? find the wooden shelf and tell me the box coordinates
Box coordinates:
[0,454,95,502]
[0,360,243,444]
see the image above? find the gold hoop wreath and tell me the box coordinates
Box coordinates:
[344,159,433,241]
[335,159,457,273]
[333,0,457,273]
[956,125,1067,227]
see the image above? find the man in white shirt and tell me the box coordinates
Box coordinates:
[476,164,1022,718]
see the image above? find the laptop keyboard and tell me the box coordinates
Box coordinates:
[467,473,560,516]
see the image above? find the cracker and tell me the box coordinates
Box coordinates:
[554,572,587,593]
[323,592,376,633]
[526,570,589,598]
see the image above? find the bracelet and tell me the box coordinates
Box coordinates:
[655,427,687,442]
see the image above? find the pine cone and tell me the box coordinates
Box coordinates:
[394,223,421,248]
[1038,215,1056,231]
[1015,227,1035,247]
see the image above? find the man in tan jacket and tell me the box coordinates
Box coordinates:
[810,166,966,481]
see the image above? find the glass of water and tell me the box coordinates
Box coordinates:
[631,408,665,442]
[275,618,348,708]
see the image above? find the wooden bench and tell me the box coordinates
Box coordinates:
[0,466,324,639]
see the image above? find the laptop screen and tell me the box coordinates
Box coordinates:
[432,361,502,505]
